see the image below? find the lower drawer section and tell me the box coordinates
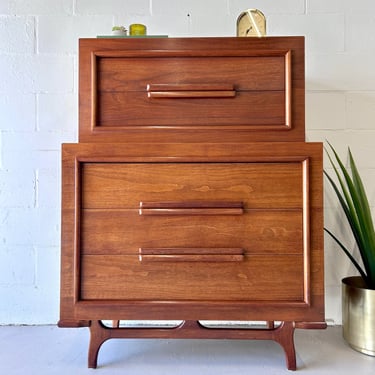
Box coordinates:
[80,254,304,302]
[81,209,303,255]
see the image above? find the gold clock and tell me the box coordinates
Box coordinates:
[236,9,266,37]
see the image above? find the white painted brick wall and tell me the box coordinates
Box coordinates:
[0,16,35,53]
[38,16,113,53]
[229,0,306,15]
[75,0,150,16]
[1,0,375,325]
[269,14,345,53]
[9,0,73,15]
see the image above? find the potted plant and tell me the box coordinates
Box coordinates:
[324,142,375,356]
[112,26,127,36]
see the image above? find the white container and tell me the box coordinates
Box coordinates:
[112,29,127,36]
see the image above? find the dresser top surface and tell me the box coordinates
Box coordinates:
[80,36,304,51]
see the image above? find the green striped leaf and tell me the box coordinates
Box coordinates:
[325,142,375,289]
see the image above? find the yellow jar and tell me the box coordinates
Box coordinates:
[129,24,147,36]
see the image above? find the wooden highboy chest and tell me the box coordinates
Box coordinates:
[59,37,326,370]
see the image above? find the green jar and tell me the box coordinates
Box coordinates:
[129,24,147,36]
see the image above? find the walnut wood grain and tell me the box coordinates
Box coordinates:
[81,162,304,209]
[80,254,305,301]
[81,209,303,255]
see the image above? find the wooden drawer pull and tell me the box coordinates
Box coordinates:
[139,248,245,262]
[139,201,244,216]
[147,83,236,98]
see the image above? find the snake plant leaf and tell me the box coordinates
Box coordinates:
[323,169,369,284]
[324,146,367,263]
[348,148,375,248]
[324,143,375,289]
[327,144,371,268]
[324,227,367,281]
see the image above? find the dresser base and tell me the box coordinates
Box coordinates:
[85,319,324,370]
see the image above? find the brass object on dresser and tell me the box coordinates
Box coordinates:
[59,37,326,370]
[237,9,267,37]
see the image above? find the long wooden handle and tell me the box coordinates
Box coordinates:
[147,83,236,98]
[139,201,244,216]
[139,248,245,262]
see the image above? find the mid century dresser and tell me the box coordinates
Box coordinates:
[59,37,326,370]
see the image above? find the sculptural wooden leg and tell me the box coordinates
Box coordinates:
[273,321,296,371]
[86,320,297,370]
[88,320,110,369]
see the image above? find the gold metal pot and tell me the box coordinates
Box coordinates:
[342,276,375,356]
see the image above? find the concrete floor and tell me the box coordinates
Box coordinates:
[0,325,374,374]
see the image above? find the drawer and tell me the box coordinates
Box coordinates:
[95,55,286,127]
[82,163,303,209]
[97,55,285,93]
[80,254,305,302]
[79,37,305,142]
[61,142,323,321]
[98,90,285,128]
[81,209,303,255]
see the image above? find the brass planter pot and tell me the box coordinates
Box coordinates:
[342,276,375,356]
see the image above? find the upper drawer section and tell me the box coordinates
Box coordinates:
[81,162,303,210]
[96,54,286,128]
[79,37,305,143]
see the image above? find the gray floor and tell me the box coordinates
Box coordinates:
[0,325,374,374]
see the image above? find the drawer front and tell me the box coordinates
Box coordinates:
[81,209,303,255]
[82,163,303,209]
[95,55,287,127]
[98,91,285,128]
[80,254,304,302]
[61,143,324,322]
[79,160,306,303]
[60,142,325,322]
[79,37,306,143]
[98,56,285,92]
